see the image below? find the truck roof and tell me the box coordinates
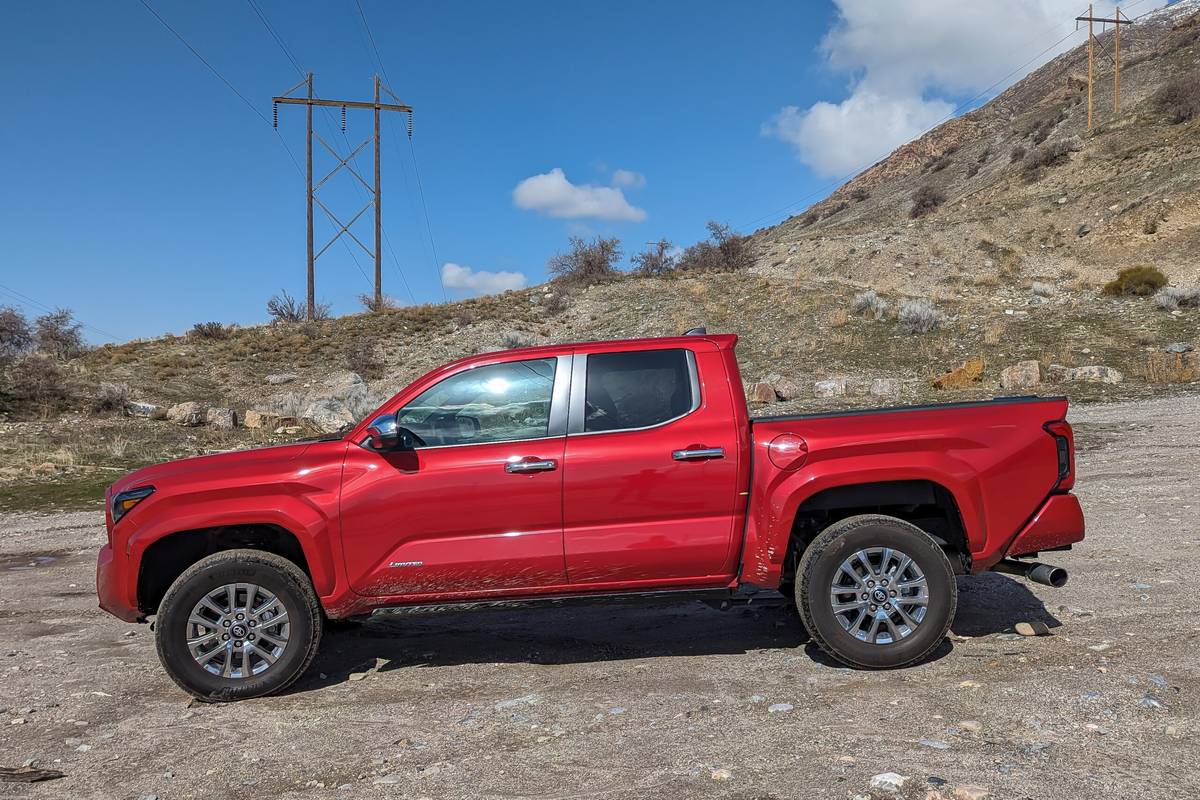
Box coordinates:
[476,332,739,360]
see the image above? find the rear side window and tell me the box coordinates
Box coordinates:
[583,349,695,432]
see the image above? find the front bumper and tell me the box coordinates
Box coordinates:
[96,544,141,623]
[1005,493,1085,557]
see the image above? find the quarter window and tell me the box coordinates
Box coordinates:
[396,358,557,446]
[583,349,695,432]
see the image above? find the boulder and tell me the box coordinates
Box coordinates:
[205,408,238,429]
[1146,351,1199,384]
[242,409,282,430]
[745,383,778,405]
[166,402,205,426]
[1069,365,1123,384]
[1165,342,1194,354]
[1000,360,1041,390]
[932,358,984,390]
[869,378,901,398]
[762,373,802,401]
[301,398,356,433]
[265,373,300,385]
[1046,364,1072,383]
[126,401,161,418]
[813,377,849,398]
[274,425,303,435]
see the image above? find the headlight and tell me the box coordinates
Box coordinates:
[111,486,155,524]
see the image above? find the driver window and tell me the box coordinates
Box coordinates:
[395,358,557,447]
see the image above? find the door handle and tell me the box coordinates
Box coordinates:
[505,458,558,474]
[672,447,725,461]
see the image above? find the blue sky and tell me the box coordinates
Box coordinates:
[0,0,1158,342]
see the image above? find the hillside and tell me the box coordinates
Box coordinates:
[2,1,1199,508]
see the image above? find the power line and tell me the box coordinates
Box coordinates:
[246,0,414,303]
[352,0,449,302]
[0,282,122,343]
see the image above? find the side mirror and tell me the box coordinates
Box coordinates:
[365,414,423,452]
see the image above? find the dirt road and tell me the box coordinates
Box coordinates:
[1,395,1197,799]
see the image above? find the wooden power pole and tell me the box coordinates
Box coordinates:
[273,75,412,319]
[1075,5,1133,131]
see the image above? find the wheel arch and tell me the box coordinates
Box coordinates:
[137,523,313,616]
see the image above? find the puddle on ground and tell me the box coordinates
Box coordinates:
[0,550,71,571]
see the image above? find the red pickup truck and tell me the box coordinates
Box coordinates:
[97,332,1084,701]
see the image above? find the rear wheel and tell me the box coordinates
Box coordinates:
[155,549,322,701]
[797,514,955,669]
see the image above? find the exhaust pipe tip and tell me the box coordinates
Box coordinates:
[995,559,1069,588]
[1027,563,1068,588]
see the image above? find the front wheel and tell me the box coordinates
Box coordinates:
[797,515,956,669]
[155,550,322,701]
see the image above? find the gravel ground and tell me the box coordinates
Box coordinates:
[1,395,1197,800]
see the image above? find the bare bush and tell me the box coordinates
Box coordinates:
[358,293,400,313]
[500,330,534,349]
[189,321,230,340]
[631,239,678,277]
[909,185,946,219]
[544,291,571,315]
[5,354,77,415]
[1010,145,1027,162]
[343,340,384,380]
[1021,141,1071,183]
[453,309,475,327]
[851,289,889,319]
[92,381,131,414]
[897,298,946,334]
[35,309,87,360]
[0,306,33,365]
[548,236,622,287]
[1154,72,1200,124]
[1154,285,1200,310]
[267,290,330,323]
[677,222,754,273]
[849,187,870,202]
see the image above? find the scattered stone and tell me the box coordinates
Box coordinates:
[204,408,237,430]
[932,358,985,390]
[767,703,794,713]
[959,720,983,734]
[749,695,765,704]
[126,401,161,418]
[745,383,778,405]
[762,373,803,401]
[1139,694,1164,710]
[274,426,303,435]
[813,377,849,398]
[953,786,990,800]
[265,373,299,385]
[710,768,733,781]
[0,766,65,783]
[869,377,901,398]
[166,402,205,426]
[919,739,951,749]
[1165,342,1194,353]
[1148,674,1168,687]
[301,398,356,434]
[1015,621,1050,637]
[495,694,540,710]
[958,680,981,689]
[869,772,910,793]
[1000,360,1041,390]
[242,410,281,430]
[1076,223,1090,237]
[1088,642,1113,652]
[347,672,367,682]
[1069,365,1123,384]
[373,774,403,785]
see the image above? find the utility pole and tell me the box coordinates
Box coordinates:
[1075,5,1133,131]
[273,74,412,318]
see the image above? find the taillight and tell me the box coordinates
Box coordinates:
[1043,421,1075,491]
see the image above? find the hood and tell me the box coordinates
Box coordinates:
[108,441,315,497]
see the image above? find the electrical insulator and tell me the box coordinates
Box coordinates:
[407,112,413,139]
[341,106,346,132]
[272,103,278,128]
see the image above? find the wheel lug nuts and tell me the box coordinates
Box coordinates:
[890,590,897,597]
[223,620,231,627]
[861,593,868,600]
[884,603,892,610]
[234,640,243,647]
[867,580,875,588]
[869,604,877,611]
[222,633,229,640]
[236,613,245,621]
[249,620,256,627]
[249,634,256,641]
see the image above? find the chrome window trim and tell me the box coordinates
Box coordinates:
[360,354,573,451]
[567,348,701,436]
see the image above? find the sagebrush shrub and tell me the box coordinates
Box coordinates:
[897,298,945,334]
[851,289,889,319]
[189,321,229,340]
[1155,73,1200,124]
[92,381,131,414]
[910,185,945,219]
[1154,285,1200,310]
[343,340,384,380]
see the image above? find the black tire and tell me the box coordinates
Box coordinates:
[155,549,322,701]
[797,514,956,669]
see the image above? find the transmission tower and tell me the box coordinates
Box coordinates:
[273,74,413,319]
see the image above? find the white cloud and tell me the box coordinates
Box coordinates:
[610,169,646,189]
[512,168,647,222]
[441,262,527,296]
[764,92,953,177]
[764,0,1161,177]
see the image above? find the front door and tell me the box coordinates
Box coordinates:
[340,355,570,597]
[562,346,742,586]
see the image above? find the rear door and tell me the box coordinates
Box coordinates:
[561,344,742,586]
